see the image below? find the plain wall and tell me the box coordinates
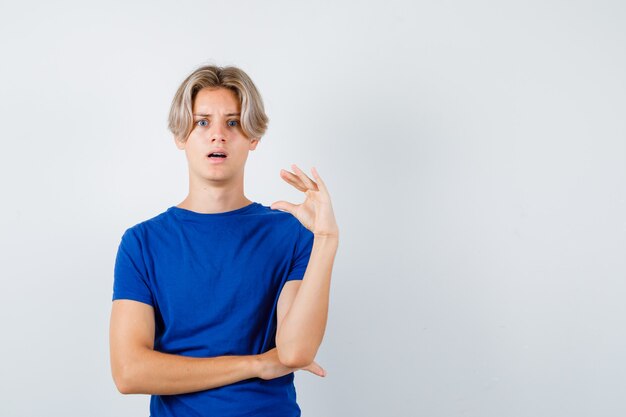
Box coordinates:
[0,0,624,416]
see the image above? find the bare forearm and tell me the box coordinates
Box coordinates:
[276,235,338,366]
[117,348,259,395]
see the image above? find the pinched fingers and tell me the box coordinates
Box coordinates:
[291,164,319,192]
[280,169,308,192]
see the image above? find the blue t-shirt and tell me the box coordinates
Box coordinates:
[112,202,314,417]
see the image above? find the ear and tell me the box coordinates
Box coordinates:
[249,138,260,151]
[174,136,186,150]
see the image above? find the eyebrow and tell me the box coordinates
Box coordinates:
[193,113,240,117]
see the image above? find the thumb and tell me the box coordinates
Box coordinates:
[271,200,298,214]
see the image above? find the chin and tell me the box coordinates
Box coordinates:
[204,174,230,182]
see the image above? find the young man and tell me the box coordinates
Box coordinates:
[109,64,339,416]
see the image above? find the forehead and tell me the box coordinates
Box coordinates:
[193,87,240,114]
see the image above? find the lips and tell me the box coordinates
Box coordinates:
[207,149,228,158]
[206,151,228,165]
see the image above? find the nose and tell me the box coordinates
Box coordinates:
[208,123,227,142]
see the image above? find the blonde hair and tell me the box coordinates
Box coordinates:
[168,64,269,142]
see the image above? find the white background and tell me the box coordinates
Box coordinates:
[1,1,625,416]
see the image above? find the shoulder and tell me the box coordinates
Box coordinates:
[119,209,171,243]
[254,202,302,229]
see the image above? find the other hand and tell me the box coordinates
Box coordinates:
[256,347,327,380]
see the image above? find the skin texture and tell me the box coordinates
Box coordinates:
[110,86,335,396]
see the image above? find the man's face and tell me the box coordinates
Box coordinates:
[175,87,258,185]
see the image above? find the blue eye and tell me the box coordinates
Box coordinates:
[228,120,239,127]
[197,119,208,127]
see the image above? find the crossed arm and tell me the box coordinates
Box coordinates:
[109,237,336,395]
[109,299,260,395]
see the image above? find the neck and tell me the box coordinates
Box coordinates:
[177,173,253,214]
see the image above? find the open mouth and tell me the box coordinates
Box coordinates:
[207,152,227,159]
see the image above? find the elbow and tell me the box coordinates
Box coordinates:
[112,361,140,395]
[111,346,153,394]
[277,346,316,369]
[114,379,132,395]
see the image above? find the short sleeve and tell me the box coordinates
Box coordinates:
[112,227,154,306]
[286,222,314,281]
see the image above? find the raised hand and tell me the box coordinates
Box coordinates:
[271,165,339,238]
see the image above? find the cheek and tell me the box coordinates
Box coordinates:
[183,142,204,160]
[232,148,249,161]
[187,129,202,142]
